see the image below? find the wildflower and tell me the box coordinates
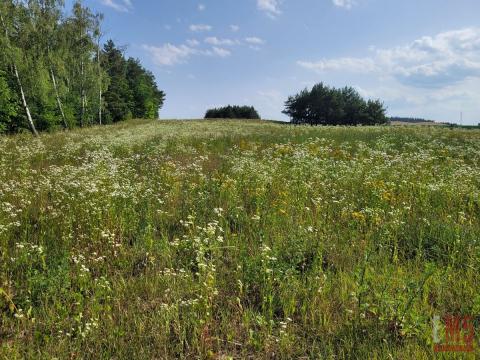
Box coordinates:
[352,211,366,222]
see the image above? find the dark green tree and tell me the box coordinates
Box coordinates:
[283,83,387,126]
[205,105,260,119]
[0,70,18,133]
[102,40,133,123]
[126,58,165,119]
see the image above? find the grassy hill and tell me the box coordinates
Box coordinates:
[1,120,480,358]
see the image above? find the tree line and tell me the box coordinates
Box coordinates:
[390,117,434,124]
[283,83,387,125]
[0,0,165,135]
[205,105,261,120]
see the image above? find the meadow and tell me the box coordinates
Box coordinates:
[0,120,479,359]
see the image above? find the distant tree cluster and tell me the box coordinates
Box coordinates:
[283,83,387,126]
[0,1,165,135]
[390,117,434,123]
[205,105,260,120]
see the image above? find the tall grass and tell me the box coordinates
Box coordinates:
[1,120,479,358]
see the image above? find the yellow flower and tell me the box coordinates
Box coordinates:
[381,191,394,202]
[352,211,366,222]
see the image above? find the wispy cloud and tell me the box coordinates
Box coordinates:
[143,44,196,66]
[257,0,281,18]
[186,39,200,47]
[198,4,206,11]
[332,0,356,10]
[205,37,238,46]
[189,24,212,32]
[101,0,133,12]
[245,37,265,45]
[209,47,231,58]
[230,25,240,32]
[298,57,376,73]
[144,41,231,66]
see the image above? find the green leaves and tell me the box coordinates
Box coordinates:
[0,70,18,132]
[205,105,261,120]
[0,2,164,134]
[283,82,388,126]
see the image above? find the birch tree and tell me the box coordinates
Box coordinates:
[0,0,165,134]
[0,1,38,135]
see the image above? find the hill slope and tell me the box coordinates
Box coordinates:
[1,120,480,358]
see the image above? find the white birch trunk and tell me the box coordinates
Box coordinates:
[0,12,38,136]
[97,40,102,125]
[80,60,85,127]
[14,64,38,136]
[50,68,68,129]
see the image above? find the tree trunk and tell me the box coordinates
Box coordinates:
[14,64,38,136]
[97,40,102,125]
[80,60,85,127]
[50,68,68,129]
[0,12,38,136]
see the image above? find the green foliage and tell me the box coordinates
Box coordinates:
[101,42,166,123]
[102,40,133,123]
[283,83,388,125]
[205,105,261,119]
[127,58,165,119]
[0,1,164,134]
[0,70,18,132]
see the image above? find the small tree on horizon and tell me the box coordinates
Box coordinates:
[205,105,261,120]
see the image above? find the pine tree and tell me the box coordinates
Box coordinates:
[102,40,133,123]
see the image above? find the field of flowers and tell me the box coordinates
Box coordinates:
[1,119,479,358]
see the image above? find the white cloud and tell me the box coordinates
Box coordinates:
[189,24,212,32]
[198,4,206,11]
[205,37,237,46]
[210,47,231,58]
[230,25,240,32]
[257,0,281,18]
[298,57,376,73]
[101,0,132,12]
[144,41,231,66]
[186,39,200,47]
[332,0,356,10]
[377,28,480,87]
[245,37,265,45]
[143,44,196,66]
[298,27,480,88]
[297,27,480,123]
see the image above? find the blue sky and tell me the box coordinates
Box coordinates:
[75,0,479,123]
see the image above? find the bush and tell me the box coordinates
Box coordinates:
[283,83,387,126]
[205,105,261,120]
